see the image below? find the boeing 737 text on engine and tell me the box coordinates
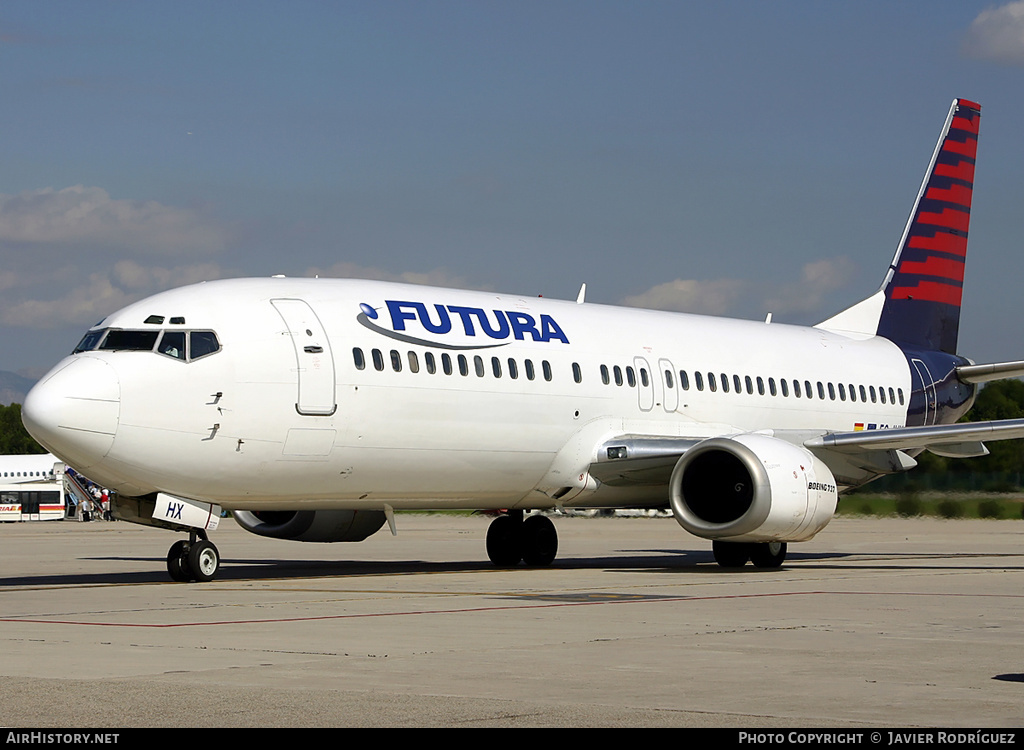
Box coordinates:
[22,98,1024,582]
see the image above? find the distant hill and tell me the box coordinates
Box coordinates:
[0,371,37,405]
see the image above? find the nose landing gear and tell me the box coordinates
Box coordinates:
[166,529,221,582]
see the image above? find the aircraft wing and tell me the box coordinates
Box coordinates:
[803,418,1024,456]
[588,419,1024,490]
[589,436,700,486]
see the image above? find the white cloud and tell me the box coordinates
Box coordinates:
[305,260,492,291]
[763,257,856,315]
[619,257,854,318]
[620,278,748,315]
[0,185,228,253]
[0,261,226,329]
[962,1,1024,64]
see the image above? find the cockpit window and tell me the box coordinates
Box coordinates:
[190,331,220,359]
[158,331,186,360]
[73,330,106,353]
[73,328,221,362]
[100,330,160,351]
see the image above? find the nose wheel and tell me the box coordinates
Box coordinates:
[166,530,221,582]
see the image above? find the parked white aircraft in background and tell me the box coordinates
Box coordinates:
[21,98,1024,582]
[0,452,65,521]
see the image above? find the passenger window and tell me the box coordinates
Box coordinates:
[626,367,636,387]
[665,370,674,389]
[372,349,384,371]
[733,374,741,393]
[707,373,717,392]
[695,372,704,391]
[353,348,365,370]
[780,379,788,397]
[408,351,419,373]
[745,376,753,394]
[601,365,610,385]
[458,354,469,376]
[425,352,436,374]
[442,353,453,375]
[720,373,730,393]
[613,366,623,386]
[525,360,536,380]
[640,368,649,387]
[793,379,801,398]
[572,362,582,383]
[158,331,186,360]
[769,378,777,396]
[542,361,552,381]
[860,385,867,402]
[828,383,836,400]
[390,350,402,372]
[757,376,765,396]
[508,358,519,379]
[898,388,904,405]
[806,381,813,399]
[838,383,846,401]
[679,370,689,390]
[492,357,502,378]
[473,355,484,377]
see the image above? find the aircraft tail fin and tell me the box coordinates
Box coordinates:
[816,98,981,354]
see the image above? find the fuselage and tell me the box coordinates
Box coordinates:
[22,276,974,511]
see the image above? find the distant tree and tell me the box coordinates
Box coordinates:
[950,379,1024,474]
[0,404,47,454]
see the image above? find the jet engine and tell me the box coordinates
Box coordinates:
[668,433,837,543]
[233,509,387,542]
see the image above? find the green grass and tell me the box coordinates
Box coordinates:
[837,493,1024,519]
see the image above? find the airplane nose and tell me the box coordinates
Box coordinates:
[22,356,120,471]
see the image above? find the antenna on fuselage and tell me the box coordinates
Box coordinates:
[576,283,587,304]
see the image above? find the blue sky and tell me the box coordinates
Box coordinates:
[2,1,1024,377]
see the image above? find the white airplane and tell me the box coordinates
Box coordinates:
[0,452,62,481]
[21,98,1024,582]
[0,452,65,521]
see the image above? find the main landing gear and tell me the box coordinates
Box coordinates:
[166,529,221,582]
[712,539,787,569]
[486,510,558,567]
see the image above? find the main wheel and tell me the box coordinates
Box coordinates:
[749,541,787,568]
[167,539,192,582]
[187,539,220,582]
[486,514,523,566]
[521,514,558,567]
[712,540,750,568]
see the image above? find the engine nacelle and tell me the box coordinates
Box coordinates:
[669,433,838,543]
[233,509,387,542]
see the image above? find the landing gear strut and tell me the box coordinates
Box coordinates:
[485,510,558,567]
[712,540,787,569]
[166,529,221,582]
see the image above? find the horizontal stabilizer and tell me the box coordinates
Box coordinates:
[955,360,1024,384]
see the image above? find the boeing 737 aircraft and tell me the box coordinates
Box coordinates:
[22,98,1024,582]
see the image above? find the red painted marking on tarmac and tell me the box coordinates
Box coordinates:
[2,590,1022,628]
